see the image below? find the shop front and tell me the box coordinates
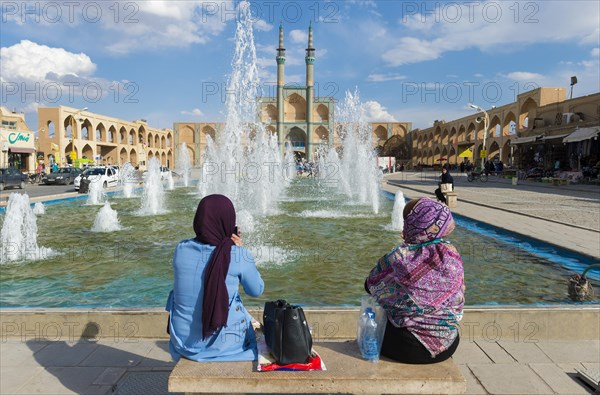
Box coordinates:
[1,129,36,173]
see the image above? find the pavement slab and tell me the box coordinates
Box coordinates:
[536,340,600,364]
[474,341,516,364]
[458,364,488,395]
[79,339,154,367]
[497,341,553,363]
[0,366,42,394]
[31,341,99,367]
[452,340,493,365]
[468,363,554,394]
[0,340,49,367]
[15,366,107,395]
[529,363,593,394]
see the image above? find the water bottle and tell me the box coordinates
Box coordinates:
[359,308,380,362]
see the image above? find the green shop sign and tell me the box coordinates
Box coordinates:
[8,132,31,144]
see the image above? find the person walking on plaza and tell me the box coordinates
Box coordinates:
[166,194,264,362]
[364,197,464,364]
[434,165,454,205]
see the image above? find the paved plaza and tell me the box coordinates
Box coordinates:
[1,171,599,394]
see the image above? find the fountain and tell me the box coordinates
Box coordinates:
[320,88,382,214]
[198,1,290,224]
[86,177,105,205]
[0,1,597,307]
[138,157,166,215]
[390,190,405,231]
[166,172,175,190]
[32,202,45,215]
[175,142,192,187]
[119,162,137,198]
[91,202,122,232]
[0,193,54,264]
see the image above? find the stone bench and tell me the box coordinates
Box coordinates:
[440,183,458,208]
[168,340,466,394]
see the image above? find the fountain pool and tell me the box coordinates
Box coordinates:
[1,2,597,308]
[0,180,597,308]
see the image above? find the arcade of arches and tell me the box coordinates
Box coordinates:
[412,87,600,172]
[37,106,173,169]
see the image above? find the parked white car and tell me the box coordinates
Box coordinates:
[141,166,171,180]
[74,166,119,191]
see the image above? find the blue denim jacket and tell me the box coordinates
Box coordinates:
[166,239,264,361]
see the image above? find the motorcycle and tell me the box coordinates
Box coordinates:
[28,172,44,184]
[467,171,488,182]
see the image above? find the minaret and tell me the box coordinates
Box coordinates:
[276,22,286,151]
[305,22,315,160]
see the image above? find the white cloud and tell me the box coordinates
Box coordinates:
[180,108,204,117]
[505,72,545,81]
[592,48,600,57]
[367,73,407,82]
[289,30,308,44]
[2,1,233,55]
[362,101,397,122]
[382,37,441,65]
[384,1,600,66]
[1,40,96,82]
[0,40,127,113]
[254,19,273,32]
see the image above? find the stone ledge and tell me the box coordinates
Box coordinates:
[1,306,599,341]
[167,341,466,394]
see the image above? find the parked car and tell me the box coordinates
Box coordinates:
[141,166,171,180]
[74,166,119,192]
[0,167,27,191]
[42,167,83,185]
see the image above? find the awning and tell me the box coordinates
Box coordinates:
[9,147,35,154]
[510,135,543,145]
[458,145,473,157]
[542,133,571,141]
[563,127,600,143]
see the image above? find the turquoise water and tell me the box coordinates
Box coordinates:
[1,179,598,307]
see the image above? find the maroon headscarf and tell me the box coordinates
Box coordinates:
[193,194,236,339]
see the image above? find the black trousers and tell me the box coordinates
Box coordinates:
[380,322,460,364]
[434,188,446,203]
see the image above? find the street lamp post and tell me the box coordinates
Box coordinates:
[468,103,489,171]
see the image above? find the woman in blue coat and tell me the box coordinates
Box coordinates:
[166,194,264,362]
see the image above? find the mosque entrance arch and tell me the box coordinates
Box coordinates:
[285,127,307,154]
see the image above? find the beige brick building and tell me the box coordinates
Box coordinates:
[37,106,174,169]
[412,87,600,171]
[0,107,36,172]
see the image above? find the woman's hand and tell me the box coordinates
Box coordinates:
[231,233,243,246]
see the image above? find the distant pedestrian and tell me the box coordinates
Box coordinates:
[435,165,454,204]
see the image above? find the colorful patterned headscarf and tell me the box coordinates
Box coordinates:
[366,197,464,357]
[402,197,456,244]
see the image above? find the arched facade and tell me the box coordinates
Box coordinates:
[37,106,173,169]
[407,87,600,171]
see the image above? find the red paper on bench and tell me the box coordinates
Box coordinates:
[258,352,325,371]
[254,323,327,371]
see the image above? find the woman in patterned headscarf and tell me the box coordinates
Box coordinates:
[365,197,464,364]
[166,194,264,362]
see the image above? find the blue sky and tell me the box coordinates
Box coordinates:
[1,0,599,132]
